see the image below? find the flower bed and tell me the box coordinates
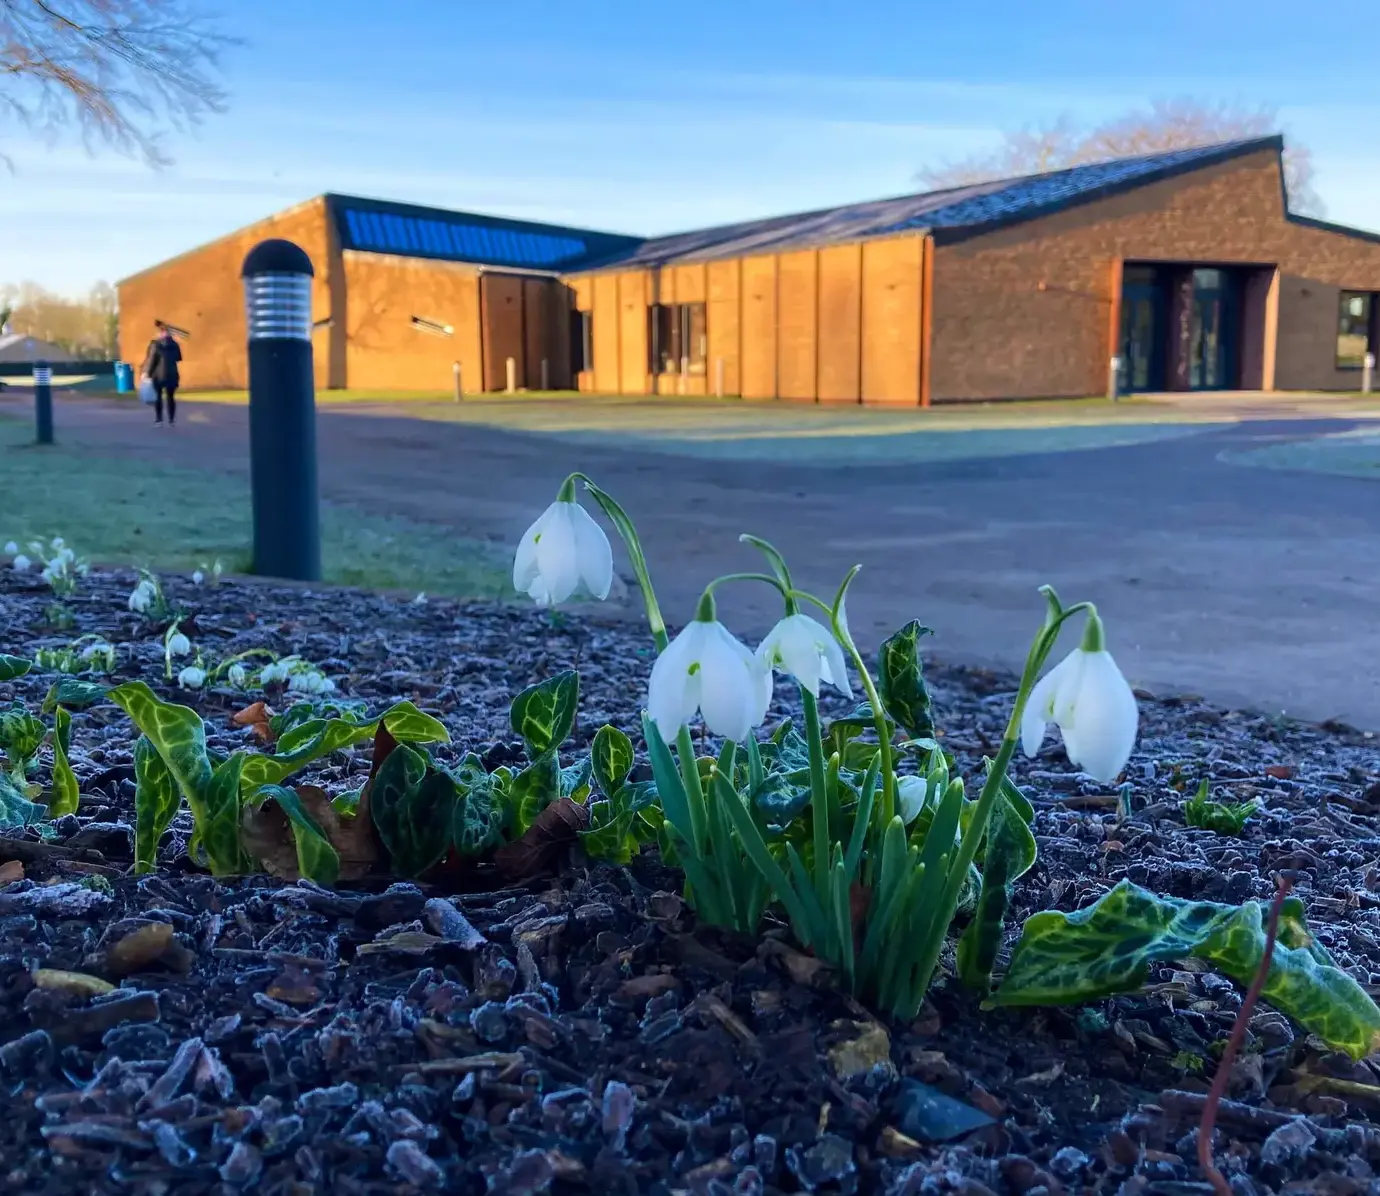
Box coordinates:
[2,545,1380,1192]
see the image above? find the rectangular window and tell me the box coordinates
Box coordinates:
[570,310,593,374]
[1337,291,1373,368]
[648,303,707,374]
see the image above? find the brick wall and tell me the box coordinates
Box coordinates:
[930,149,1380,399]
[117,198,335,390]
[343,252,482,392]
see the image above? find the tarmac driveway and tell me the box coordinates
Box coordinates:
[5,392,1379,730]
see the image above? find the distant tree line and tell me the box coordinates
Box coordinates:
[1,281,119,359]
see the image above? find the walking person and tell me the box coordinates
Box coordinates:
[140,321,183,425]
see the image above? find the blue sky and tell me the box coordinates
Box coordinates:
[6,0,1380,295]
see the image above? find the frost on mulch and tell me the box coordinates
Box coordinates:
[3,570,1380,1195]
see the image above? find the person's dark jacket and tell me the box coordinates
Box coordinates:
[142,336,182,385]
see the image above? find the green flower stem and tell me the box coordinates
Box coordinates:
[800,687,831,903]
[573,474,669,651]
[908,591,1095,999]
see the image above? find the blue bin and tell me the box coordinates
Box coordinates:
[114,362,134,393]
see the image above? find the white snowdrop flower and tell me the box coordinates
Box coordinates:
[647,616,773,745]
[39,566,54,583]
[755,613,852,699]
[49,537,64,551]
[177,666,207,689]
[513,498,613,608]
[192,570,205,585]
[896,776,930,825]
[412,592,427,605]
[79,640,111,662]
[12,554,31,572]
[3,542,16,555]
[128,582,154,613]
[212,561,223,579]
[167,632,191,657]
[1021,613,1139,785]
[227,663,247,688]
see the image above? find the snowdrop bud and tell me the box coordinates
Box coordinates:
[39,566,53,583]
[177,666,206,689]
[11,554,30,572]
[647,617,773,745]
[167,633,191,657]
[1021,613,1139,784]
[896,776,929,825]
[192,570,204,585]
[49,537,64,551]
[227,664,247,688]
[128,585,151,613]
[79,641,109,662]
[756,613,852,699]
[513,499,613,607]
[3,542,16,555]
[212,561,223,579]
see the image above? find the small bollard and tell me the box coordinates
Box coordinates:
[453,360,463,402]
[540,357,549,391]
[715,357,725,399]
[505,357,516,394]
[34,361,53,444]
[1364,352,1375,396]
[1108,355,1122,402]
[241,239,321,582]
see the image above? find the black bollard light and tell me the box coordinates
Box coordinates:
[34,360,53,445]
[242,239,321,581]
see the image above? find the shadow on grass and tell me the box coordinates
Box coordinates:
[0,424,511,598]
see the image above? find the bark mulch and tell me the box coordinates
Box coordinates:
[3,570,1380,1195]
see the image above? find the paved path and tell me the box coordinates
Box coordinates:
[5,391,1380,730]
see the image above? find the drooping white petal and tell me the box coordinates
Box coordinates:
[1061,650,1139,782]
[696,622,763,743]
[569,502,613,600]
[896,776,928,824]
[817,632,852,697]
[513,504,553,595]
[775,620,824,698]
[647,622,707,744]
[1021,650,1076,757]
[533,504,582,605]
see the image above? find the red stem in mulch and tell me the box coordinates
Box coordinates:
[1197,872,1295,1196]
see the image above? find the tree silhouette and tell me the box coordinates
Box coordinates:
[918,99,1322,217]
[1,0,234,166]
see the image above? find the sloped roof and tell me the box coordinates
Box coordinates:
[576,137,1285,270]
[325,194,642,272]
[0,333,69,363]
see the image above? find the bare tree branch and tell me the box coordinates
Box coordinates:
[917,98,1324,217]
[0,0,235,167]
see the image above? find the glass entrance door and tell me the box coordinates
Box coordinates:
[1188,268,1238,390]
[1119,267,1164,392]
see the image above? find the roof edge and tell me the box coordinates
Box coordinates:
[322,191,643,245]
[930,136,1284,247]
[1285,211,1380,247]
[116,195,328,287]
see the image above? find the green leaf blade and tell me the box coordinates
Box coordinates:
[510,672,579,759]
[877,621,935,739]
[133,735,180,874]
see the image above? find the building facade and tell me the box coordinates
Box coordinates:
[117,137,1380,401]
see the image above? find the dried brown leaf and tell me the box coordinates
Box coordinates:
[241,784,382,883]
[230,700,275,744]
[494,797,589,881]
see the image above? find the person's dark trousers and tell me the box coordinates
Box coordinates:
[155,385,177,424]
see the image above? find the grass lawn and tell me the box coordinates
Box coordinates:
[0,418,511,598]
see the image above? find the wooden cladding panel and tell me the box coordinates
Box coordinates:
[674,264,707,304]
[861,237,922,404]
[591,274,621,393]
[617,271,648,394]
[739,255,778,399]
[817,243,862,402]
[706,259,741,396]
[572,276,594,312]
[776,250,818,400]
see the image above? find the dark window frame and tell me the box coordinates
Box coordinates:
[1336,290,1374,370]
[570,310,593,375]
[648,302,707,375]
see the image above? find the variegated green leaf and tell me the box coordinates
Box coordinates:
[42,677,106,713]
[510,671,579,759]
[991,879,1380,1060]
[0,769,44,828]
[561,755,592,802]
[202,753,248,875]
[47,707,80,819]
[877,620,935,739]
[0,654,32,682]
[133,734,179,874]
[591,724,634,797]
[369,743,452,877]
[956,781,1037,993]
[450,754,506,857]
[511,751,561,836]
[0,703,46,778]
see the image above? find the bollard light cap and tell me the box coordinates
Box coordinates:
[242,239,314,279]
